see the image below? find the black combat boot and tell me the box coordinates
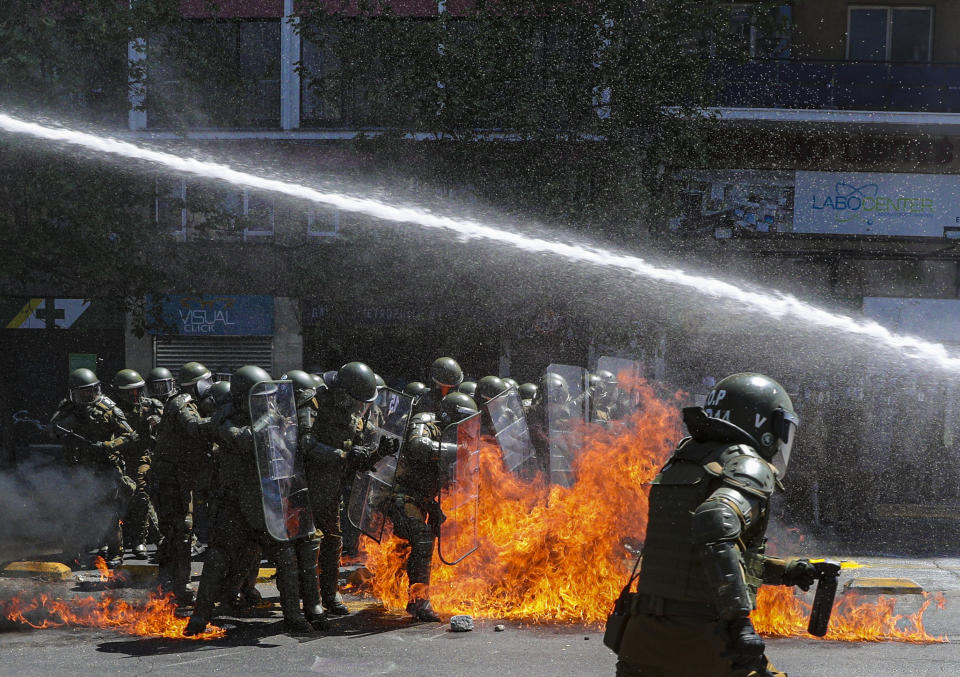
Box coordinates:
[184,547,227,636]
[296,538,329,630]
[318,537,349,615]
[275,544,315,634]
[405,598,442,622]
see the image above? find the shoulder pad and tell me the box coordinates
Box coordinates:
[721,452,775,499]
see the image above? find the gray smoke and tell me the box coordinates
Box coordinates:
[0,456,115,563]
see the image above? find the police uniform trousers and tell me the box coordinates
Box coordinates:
[615,613,786,677]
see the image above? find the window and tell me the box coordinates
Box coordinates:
[847,6,932,62]
[147,20,281,128]
[180,182,275,241]
[729,4,791,59]
[306,205,340,237]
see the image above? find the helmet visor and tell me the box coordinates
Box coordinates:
[70,383,101,405]
[148,379,174,398]
[195,375,214,399]
[770,408,799,478]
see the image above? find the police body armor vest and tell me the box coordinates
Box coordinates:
[635,438,771,610]
[395,417,443,501]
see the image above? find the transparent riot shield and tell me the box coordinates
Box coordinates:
[437,412,482,565]
[348,388,415,542]
[596,356,642,422]
[485,386,536,474]
[249,380,315,542]
[546,364,589,487]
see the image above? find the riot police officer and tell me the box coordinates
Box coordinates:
[301,361,386,615]
[613,373,816,677]
[111,368,163,559]
[153,362,216,603]
[49,368,138,568]
[391,391,478,622]
[518,383,538,413]
[457,381,478,399]
[146,367,176,403]
[186,366,324,635]
[413,357,464,415]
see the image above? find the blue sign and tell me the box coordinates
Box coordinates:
[148,295,274,335]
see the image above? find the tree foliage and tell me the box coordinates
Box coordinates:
[296,0,786,237]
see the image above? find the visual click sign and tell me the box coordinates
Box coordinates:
[793,170,960,237]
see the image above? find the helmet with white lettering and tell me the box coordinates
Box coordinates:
[703,373,799,477]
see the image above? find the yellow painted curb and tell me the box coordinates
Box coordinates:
[117,563,158,583]
[2,561,72,581]
[257,567,277,583]
[844,577,924,594]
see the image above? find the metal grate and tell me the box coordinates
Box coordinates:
[153,335,274,376]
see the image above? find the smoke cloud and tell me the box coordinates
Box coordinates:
[0,456,116,563]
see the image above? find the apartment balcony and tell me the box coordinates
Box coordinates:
[719,59,960,113]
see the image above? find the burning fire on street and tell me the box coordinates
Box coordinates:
[363,378,947,643]
[2,559,224,640]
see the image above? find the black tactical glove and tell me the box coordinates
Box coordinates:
[727,616,765,669]
[783,558,818,591]
[376,436,400,459]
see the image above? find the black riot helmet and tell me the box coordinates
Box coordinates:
[334,361,378,417]
[594,369,619,404]
[518,382,538,401]
[476,375,507,404]
[703,372,799,478]
[147,367,176,400]
[457,381,478,398]
[429,357,463,394]
[231,365,272,412]
[335,362,378,403]
[439,391,478,426]
[68,368,102,405]
[199,380,231,417]
[502,377,519,391]
[404,381,429,399]
[284,369,317,407]
[179,361,213,399]
[539,372,569,405]
[111,368,145,404]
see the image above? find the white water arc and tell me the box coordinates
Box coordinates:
[2,112,959,371]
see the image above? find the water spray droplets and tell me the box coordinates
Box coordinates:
[3,112,960,372]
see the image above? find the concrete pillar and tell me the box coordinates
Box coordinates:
[124,311,154,375]
[273,297,303,375]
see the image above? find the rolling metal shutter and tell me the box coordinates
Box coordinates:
[153,335,273,376]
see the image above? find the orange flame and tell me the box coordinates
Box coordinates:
[362,378,945,642]
[1,590,225,640]
[92,556,115,581]
[753,586,946,643]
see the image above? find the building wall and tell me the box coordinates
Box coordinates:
[794,0,960,62]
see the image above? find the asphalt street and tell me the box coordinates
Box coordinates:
[3,555,960,676]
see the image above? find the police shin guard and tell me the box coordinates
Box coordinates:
[405,538,440,622]
[184,547,227,636]
[296,539,329,630]
[275,544,314,634]
[318,535,348,615]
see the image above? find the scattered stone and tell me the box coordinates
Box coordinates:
[494,624,506,632]
[450,615,474,632]
[348,566,373,589]
[584,636,590,640]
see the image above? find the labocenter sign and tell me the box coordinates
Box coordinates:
[793,170,960,237]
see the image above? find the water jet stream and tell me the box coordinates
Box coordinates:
[1,112,957,371]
